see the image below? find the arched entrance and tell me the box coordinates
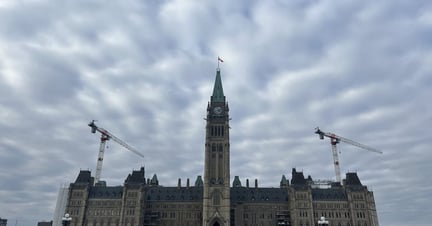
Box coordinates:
[210,218,222,226]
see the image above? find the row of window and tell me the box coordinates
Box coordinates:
[125,208,135,216]
[146,203,202,209]
[314,211,350,219]
[356,211,367,219]
[296,193,308,199]
[243,212,276,220]
[314,203,349,209]
[127,191,138,197]
[67,208,80,216]
[69,200,82,206]
[296,201,310,208]
[83,219,135,226]
[72,191,84,197]
[85,220,120,226]
[209,125,225,137]
[352,194,365,200]
[354,203,366,209]
[311,221,368,226]
[88,209,120,216]
[156,211,202,219]
[210,143,224,152]
[125,200,137,206]
[243,222,281,226]
[299,211,308,217]
[236,209,367,220]
[89,200,122,207]
[86,208,137,216]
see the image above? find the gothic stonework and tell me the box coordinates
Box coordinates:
[64,68,379,226]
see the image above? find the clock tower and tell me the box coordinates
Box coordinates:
[203,68,231,226]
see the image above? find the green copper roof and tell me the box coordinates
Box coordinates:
[150,174,159,185]
[211,69,225,102]
[195,175,203,187]
[280,175,289,187]
[233,176,242,187]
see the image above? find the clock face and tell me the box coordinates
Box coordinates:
[213,106,223,114]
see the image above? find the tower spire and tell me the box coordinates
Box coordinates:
[211,69,225,103]
[203,67,230,226]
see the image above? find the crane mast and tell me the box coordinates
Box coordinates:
[88,120,144,184]
[315,127,382,183]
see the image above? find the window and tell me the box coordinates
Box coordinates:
[213,192,221,205]
[127,191,137,197]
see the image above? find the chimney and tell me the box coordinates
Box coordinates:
[246,179,249,188]
[178,178,181,188]
[255,179,258,188]
[187,178,190,188]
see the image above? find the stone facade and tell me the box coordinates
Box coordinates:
[65,169,378,226]
[203,68,231,226]
[65,68,379,226]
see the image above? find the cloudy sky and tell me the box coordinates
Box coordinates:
[1,0,431,225]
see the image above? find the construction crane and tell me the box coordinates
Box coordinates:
[315,127,382,183]
[88,120,144,184]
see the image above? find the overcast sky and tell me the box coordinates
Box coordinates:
[1,0,431,225]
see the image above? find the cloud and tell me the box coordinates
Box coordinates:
[0,0,431,226]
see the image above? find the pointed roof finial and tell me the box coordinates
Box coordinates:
[233,176,242,187]
[211,68,225,102]
[195,175,203,187]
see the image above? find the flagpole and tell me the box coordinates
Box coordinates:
[217,56,220,69]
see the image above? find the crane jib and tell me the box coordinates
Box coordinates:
[88,120,145,184]
[315,127,383,183]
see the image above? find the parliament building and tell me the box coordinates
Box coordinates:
[65,68,379,226]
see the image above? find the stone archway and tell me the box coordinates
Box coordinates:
[210,218,222,226]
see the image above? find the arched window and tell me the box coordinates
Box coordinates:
[213,191,221,205]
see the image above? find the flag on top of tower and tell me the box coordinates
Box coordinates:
[218,57,224,62]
